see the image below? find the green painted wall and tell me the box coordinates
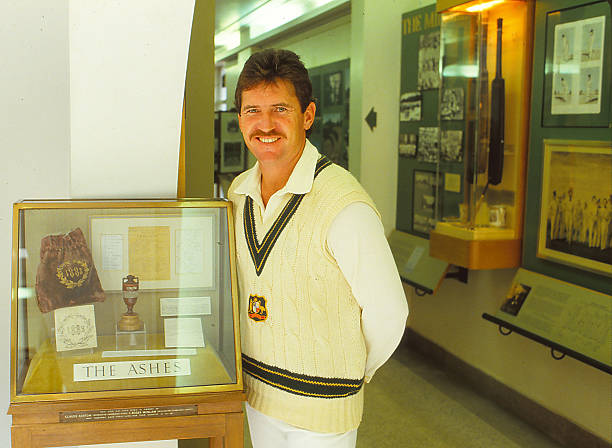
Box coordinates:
[184,0,215,199]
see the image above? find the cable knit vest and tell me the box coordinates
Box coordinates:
[228,157,378,433]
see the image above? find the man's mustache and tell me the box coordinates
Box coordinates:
[249,130,285,139]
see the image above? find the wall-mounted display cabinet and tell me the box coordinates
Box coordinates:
[430,0,535,269]
[8,199,244,447]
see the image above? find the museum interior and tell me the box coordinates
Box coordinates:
[1,0,611,447]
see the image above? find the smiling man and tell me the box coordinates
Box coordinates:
[228,49,408,448]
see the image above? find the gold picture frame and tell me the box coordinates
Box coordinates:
[537,139,612,276]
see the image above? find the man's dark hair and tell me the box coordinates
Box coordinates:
[235,49,313,113]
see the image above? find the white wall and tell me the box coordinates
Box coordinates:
[69,0,192,199]
[1,3,71,446]
[1,1,193,446]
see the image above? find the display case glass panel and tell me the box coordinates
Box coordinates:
[11,199,242,403]
[437,0,530,236]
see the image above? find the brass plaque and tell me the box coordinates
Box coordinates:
[60,404,198,423]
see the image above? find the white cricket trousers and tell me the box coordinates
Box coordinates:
[245,403,358,448]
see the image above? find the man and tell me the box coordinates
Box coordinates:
[228,49,408,447]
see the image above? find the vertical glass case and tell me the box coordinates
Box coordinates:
[10,199,242,403]
[430,0,534,269]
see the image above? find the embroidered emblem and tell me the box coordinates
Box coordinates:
[248,295,268,321]
[56,260,90,289]
[244,156,332,276]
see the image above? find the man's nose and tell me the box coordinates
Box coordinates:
[258,111,275,132]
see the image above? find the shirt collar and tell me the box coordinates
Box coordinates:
[233,140,320,201]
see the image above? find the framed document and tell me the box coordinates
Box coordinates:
[90,214,217,290]
[542,1,610,127]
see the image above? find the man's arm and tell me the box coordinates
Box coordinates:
[327,202,408,382]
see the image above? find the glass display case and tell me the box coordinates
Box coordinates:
[430,0,534,269]
[10,199,242,403]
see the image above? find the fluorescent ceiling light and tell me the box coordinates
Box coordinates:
[465,0,505,13]
[215,0,338,53]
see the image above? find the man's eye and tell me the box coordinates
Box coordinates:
[275,106,288,112]
[244,108,258,114]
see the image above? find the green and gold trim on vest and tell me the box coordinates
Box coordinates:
[242,354,364,399]
[244,155,333,276]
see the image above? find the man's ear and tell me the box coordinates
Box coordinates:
[303,101,316,130]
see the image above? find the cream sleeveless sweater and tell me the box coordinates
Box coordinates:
[229,157,378,433]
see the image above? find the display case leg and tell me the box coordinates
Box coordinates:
[210,436,224,448]
[12,426,33,448]
[224,412,244,447]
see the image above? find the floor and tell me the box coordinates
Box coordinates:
[241,341,565,448]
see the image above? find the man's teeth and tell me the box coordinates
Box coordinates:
[258,137,278,143]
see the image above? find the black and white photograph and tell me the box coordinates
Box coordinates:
[398,133,417,158]
[538,141,612,276]
[580,19,604,62]
[399,92,422,121]
[552,73,575,106]
[323,71,343,106]
[578,67,600,105]
[440,88,464,120]
[221,142,244,172]
[500,283,532,316]
[226,118,239,133]
[440,129,463,162]
[412,170,440,235]
[417,31,440,90]
[416,127,440,163]
[554,25,575,64]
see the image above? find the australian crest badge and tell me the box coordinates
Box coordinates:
[248,295,267,322]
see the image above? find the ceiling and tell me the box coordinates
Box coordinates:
[215,0,270,34]
[214,0,348,59]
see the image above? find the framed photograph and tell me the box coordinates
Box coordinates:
[416,127,440,163]
[542,2,610,127]
[399,133,418,158]
[400,92,422,121]
[412,170,442,236]
[537,139,612,277]
[440,129,463,162]
[219,111,246,173]
[440,88,464,120]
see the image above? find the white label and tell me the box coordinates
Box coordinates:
[73,358,191,381]
[102,349,196,358]
[55,304,98,352]
[101,234,123,270]
[160,296,211,316]
[164,318,205,348]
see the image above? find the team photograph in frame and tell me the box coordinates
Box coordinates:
[537,140,612,277]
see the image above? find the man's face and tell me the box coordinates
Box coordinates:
[238,79,315,166]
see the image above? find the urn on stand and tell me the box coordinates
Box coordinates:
[116,275,146,350]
